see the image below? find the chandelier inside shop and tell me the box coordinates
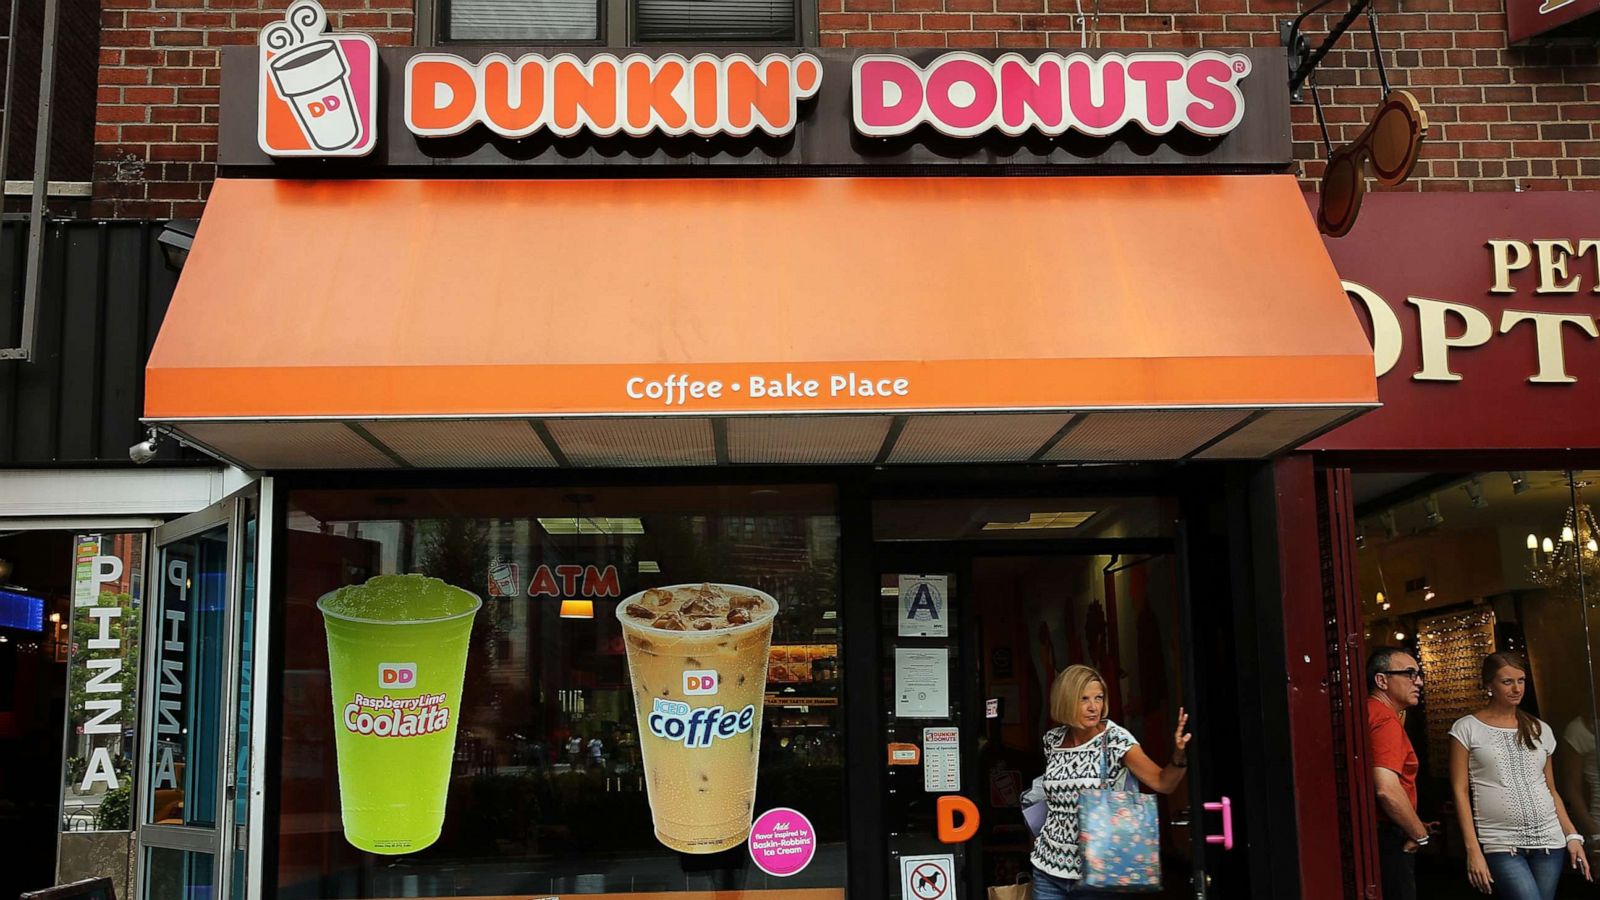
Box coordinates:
[1527,482,1600,603]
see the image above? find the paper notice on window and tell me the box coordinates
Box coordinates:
[897,574,949,637]
[895,647,949,718]
[923,726,960,792]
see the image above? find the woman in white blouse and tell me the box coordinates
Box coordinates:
[1029,664,1193,899]
[1449,652,1593,898]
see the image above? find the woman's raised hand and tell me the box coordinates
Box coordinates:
[1174,708,1193,756]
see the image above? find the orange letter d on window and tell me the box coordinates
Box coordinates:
[936,795,980,843]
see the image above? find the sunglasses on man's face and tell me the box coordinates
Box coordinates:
[1317,90,1429,237]
[1382,668,1424,682]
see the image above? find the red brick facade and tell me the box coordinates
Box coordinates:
[92,0,412,217]
[91,0,1600,216]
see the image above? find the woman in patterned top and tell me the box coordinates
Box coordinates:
[1449,652,1592,899]
[1030,664,1193,899]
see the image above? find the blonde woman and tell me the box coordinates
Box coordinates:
[1030,664,1193,899]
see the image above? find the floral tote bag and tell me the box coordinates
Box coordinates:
[1077,733,1162,892]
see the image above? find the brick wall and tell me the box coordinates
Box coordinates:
[92,0,412,217]
[89,0,1600,216]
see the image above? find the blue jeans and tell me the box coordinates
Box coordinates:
[1031,867,1119,899]
[1484,848,1564,900]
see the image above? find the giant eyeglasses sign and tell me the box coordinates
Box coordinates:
[223,0,1292,171]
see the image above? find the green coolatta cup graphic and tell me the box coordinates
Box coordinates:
[317,574,481,855]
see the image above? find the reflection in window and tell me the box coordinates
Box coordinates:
[278,485,844,898]
[1353,470,1600,874]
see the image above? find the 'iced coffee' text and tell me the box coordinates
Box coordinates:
[649,698,756,747]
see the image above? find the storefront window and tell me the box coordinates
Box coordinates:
[1354,470,1600,889]
[277,484,844,898]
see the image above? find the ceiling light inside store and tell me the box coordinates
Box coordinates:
[537,517,644,535]
[1380,511,1399,538]
[1528,534,1539,550]
[637,561,661,573]
[1393,631,1407,641]
[1423,587,1436,602]
[1544,538,1555,553]
[1462,479,1487,509]
[1563,526,1576,543]
[1424,496,1444,528]
[981,511,1096,531]
[1510,471,1530,494]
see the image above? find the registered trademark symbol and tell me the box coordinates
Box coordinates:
[1233,60,1247,73]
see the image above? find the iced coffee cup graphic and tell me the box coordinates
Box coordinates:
[617,583,779,854]
[262,0,367,153]
[318,573,481,855]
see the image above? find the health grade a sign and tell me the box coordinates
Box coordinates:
[255,0,1254,157]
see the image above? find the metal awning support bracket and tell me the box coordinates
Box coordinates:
[1281,0,1375,102]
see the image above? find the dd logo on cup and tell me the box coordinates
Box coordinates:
[379,662,417,687]
[684,669,719,695]
[307,94,342,118]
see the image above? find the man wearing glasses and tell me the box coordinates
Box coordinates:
[1368,646,1433,900]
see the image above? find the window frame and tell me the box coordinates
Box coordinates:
[420,0,819,48]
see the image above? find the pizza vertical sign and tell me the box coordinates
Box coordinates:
[60,533,145,832]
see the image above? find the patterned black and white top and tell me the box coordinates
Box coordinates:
[1030,721,1139,880]
[1448,714,1565,853]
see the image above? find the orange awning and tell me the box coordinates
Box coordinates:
[145,174,1377,469]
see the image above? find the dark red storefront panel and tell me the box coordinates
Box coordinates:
[1308,191,1600,453]
[1508,0,1600,44]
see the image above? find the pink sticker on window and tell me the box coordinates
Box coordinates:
[748,807,817,877]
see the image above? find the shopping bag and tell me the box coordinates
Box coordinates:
[1077,734,1162,892]
[987,877,1032,900]
[1022,799,1048,835]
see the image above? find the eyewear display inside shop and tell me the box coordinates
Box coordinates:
[1317,90,1429,237]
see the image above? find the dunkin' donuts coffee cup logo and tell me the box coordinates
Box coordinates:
[258,0,377,157]
[379,662,417,687]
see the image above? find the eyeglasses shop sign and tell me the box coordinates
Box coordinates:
[226,1,1289,170]
[1312,193,1600,452]
[1348,239,1600,386]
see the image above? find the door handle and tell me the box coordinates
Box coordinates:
[1202,797,1234,850]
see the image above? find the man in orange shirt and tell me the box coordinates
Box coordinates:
[1367,646,1432,900]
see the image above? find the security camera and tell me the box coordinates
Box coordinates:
[129,428,162,464]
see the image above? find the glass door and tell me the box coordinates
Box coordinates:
[135,486,260,900]
[876,545,1212,900]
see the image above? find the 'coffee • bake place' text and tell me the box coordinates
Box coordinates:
[625,372,911,407]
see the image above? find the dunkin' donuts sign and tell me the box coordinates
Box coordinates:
[851,51,1252,138]
[250,0,1263,161]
